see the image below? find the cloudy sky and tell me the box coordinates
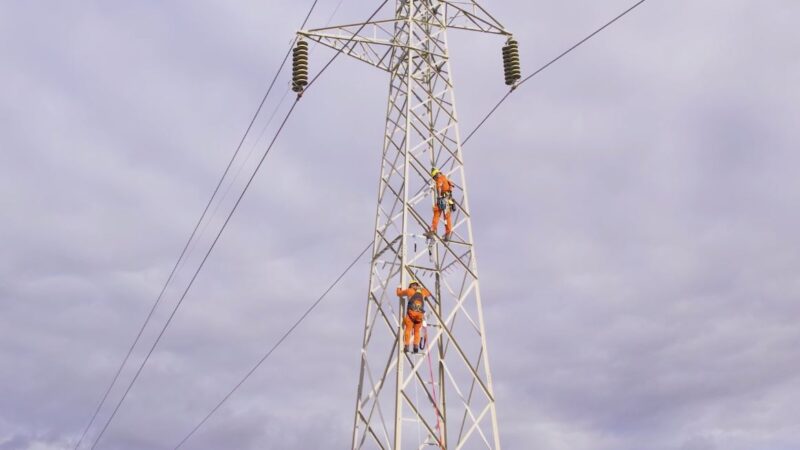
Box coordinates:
[2,1,799,449]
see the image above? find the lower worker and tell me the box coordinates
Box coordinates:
[396,280,430,353]
[428,168,455,241]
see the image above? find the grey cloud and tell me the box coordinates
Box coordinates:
[2,1,800,449]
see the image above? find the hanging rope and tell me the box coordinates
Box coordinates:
[426,337,445,448]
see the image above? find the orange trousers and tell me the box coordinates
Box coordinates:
[431,205,452,235]
[403,310,424,346]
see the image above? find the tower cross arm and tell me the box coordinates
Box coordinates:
[299,18,449,73]
[439,0,512,36]
[299,31,393,72]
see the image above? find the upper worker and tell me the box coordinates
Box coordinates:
[428,168,455,241]
[396,280,430,353]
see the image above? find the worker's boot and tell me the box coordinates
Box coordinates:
[413,345,419,353]
[425,229,436,239]
[444,231,452,242]
[404,344,410,353]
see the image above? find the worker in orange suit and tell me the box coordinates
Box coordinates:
[429,168,454,241]
[397,280,430,353]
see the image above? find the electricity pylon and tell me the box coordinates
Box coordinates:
[298,2,516,448]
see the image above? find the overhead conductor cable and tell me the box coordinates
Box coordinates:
[77,1,324,448]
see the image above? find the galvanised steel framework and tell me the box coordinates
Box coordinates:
[300,2,512,448]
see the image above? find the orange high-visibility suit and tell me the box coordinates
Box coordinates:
[431,173,453,236]
[397,286,430,347]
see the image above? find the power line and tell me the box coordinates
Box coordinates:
[74,2,323,449]
[88,97,302,450]
[82,5,327,447]
[173,241,373,449]
[463,0,648,145]
[185,88,291,266]
[193,0,348,243]
[73,6,316,450]
[173,3,325,279]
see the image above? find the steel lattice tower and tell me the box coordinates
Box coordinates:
[299,2,513,448]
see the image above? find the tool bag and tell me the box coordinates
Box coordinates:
[437,196,448,212]
[437,191,453,212]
